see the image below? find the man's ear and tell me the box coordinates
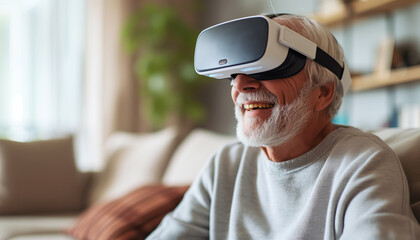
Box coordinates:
[315,81,335,112]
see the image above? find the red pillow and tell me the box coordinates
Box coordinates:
[67,184,189,240]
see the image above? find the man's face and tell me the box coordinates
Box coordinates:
[231,70,315,147]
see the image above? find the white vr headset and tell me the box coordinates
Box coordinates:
[194,14,352,95]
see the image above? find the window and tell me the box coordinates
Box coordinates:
[0,0,85,141]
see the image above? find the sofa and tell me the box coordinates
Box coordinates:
[0,127,419,239]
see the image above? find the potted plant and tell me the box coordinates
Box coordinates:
[121,2,207,129]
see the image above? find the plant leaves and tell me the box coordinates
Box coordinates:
[122,1,207,129]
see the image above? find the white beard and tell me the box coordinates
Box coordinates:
[235,85,313,147]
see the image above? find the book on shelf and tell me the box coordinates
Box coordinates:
[373,35,395,79]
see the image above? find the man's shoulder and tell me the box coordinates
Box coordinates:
[334,125,393,151]
[329,125,400,172]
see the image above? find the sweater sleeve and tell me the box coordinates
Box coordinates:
[337,143,420,240]
[146,155,215,240]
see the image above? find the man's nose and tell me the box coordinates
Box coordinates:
[232,74,261,93]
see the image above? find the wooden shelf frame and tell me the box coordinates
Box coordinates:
[351,65,420,91]
[312,0,420,92]
[314,0,420,27]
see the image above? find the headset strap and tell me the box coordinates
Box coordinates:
[267,13,344,80]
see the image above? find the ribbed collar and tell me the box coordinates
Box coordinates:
[259,126,348,175]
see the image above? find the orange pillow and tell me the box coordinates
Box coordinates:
[67,184,189,240]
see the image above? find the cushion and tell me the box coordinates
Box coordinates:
[88,127,180,204]
[162,128,236,186]
[9,235,75,240]
[372,128,420,222]
[67,184,189,240]
[0,136,84,215]
[0,214,78,240]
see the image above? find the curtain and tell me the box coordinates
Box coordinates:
[0,0,84,141]
[81,0,143,170]
[82,0,204,170]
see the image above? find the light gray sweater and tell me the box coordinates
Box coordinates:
[148,126,420,239]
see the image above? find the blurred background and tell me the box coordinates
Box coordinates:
[1,0,420,170]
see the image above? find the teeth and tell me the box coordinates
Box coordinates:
[244,103,274,111]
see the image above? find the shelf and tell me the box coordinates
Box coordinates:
[352,0,419,16]
[351,65,420,91]
[313,0,420,92]
[314,0,420,27]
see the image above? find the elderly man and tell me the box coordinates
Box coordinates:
[148,14,420,239]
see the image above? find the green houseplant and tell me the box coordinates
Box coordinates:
[121,2,207,129]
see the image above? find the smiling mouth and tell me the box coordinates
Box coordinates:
[243,103,275,111]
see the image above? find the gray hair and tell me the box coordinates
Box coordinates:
[273,14,345,118]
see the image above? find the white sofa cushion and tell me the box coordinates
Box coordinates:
[9,235,74,240]
[162,129,236,186]
[0,214,78,240]
[88,127,180,204]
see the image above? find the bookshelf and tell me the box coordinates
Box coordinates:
[313,0,420,92]
[351,65,420,91]
[314,0,420,27]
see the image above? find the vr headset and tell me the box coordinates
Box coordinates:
[194,14,352,95]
